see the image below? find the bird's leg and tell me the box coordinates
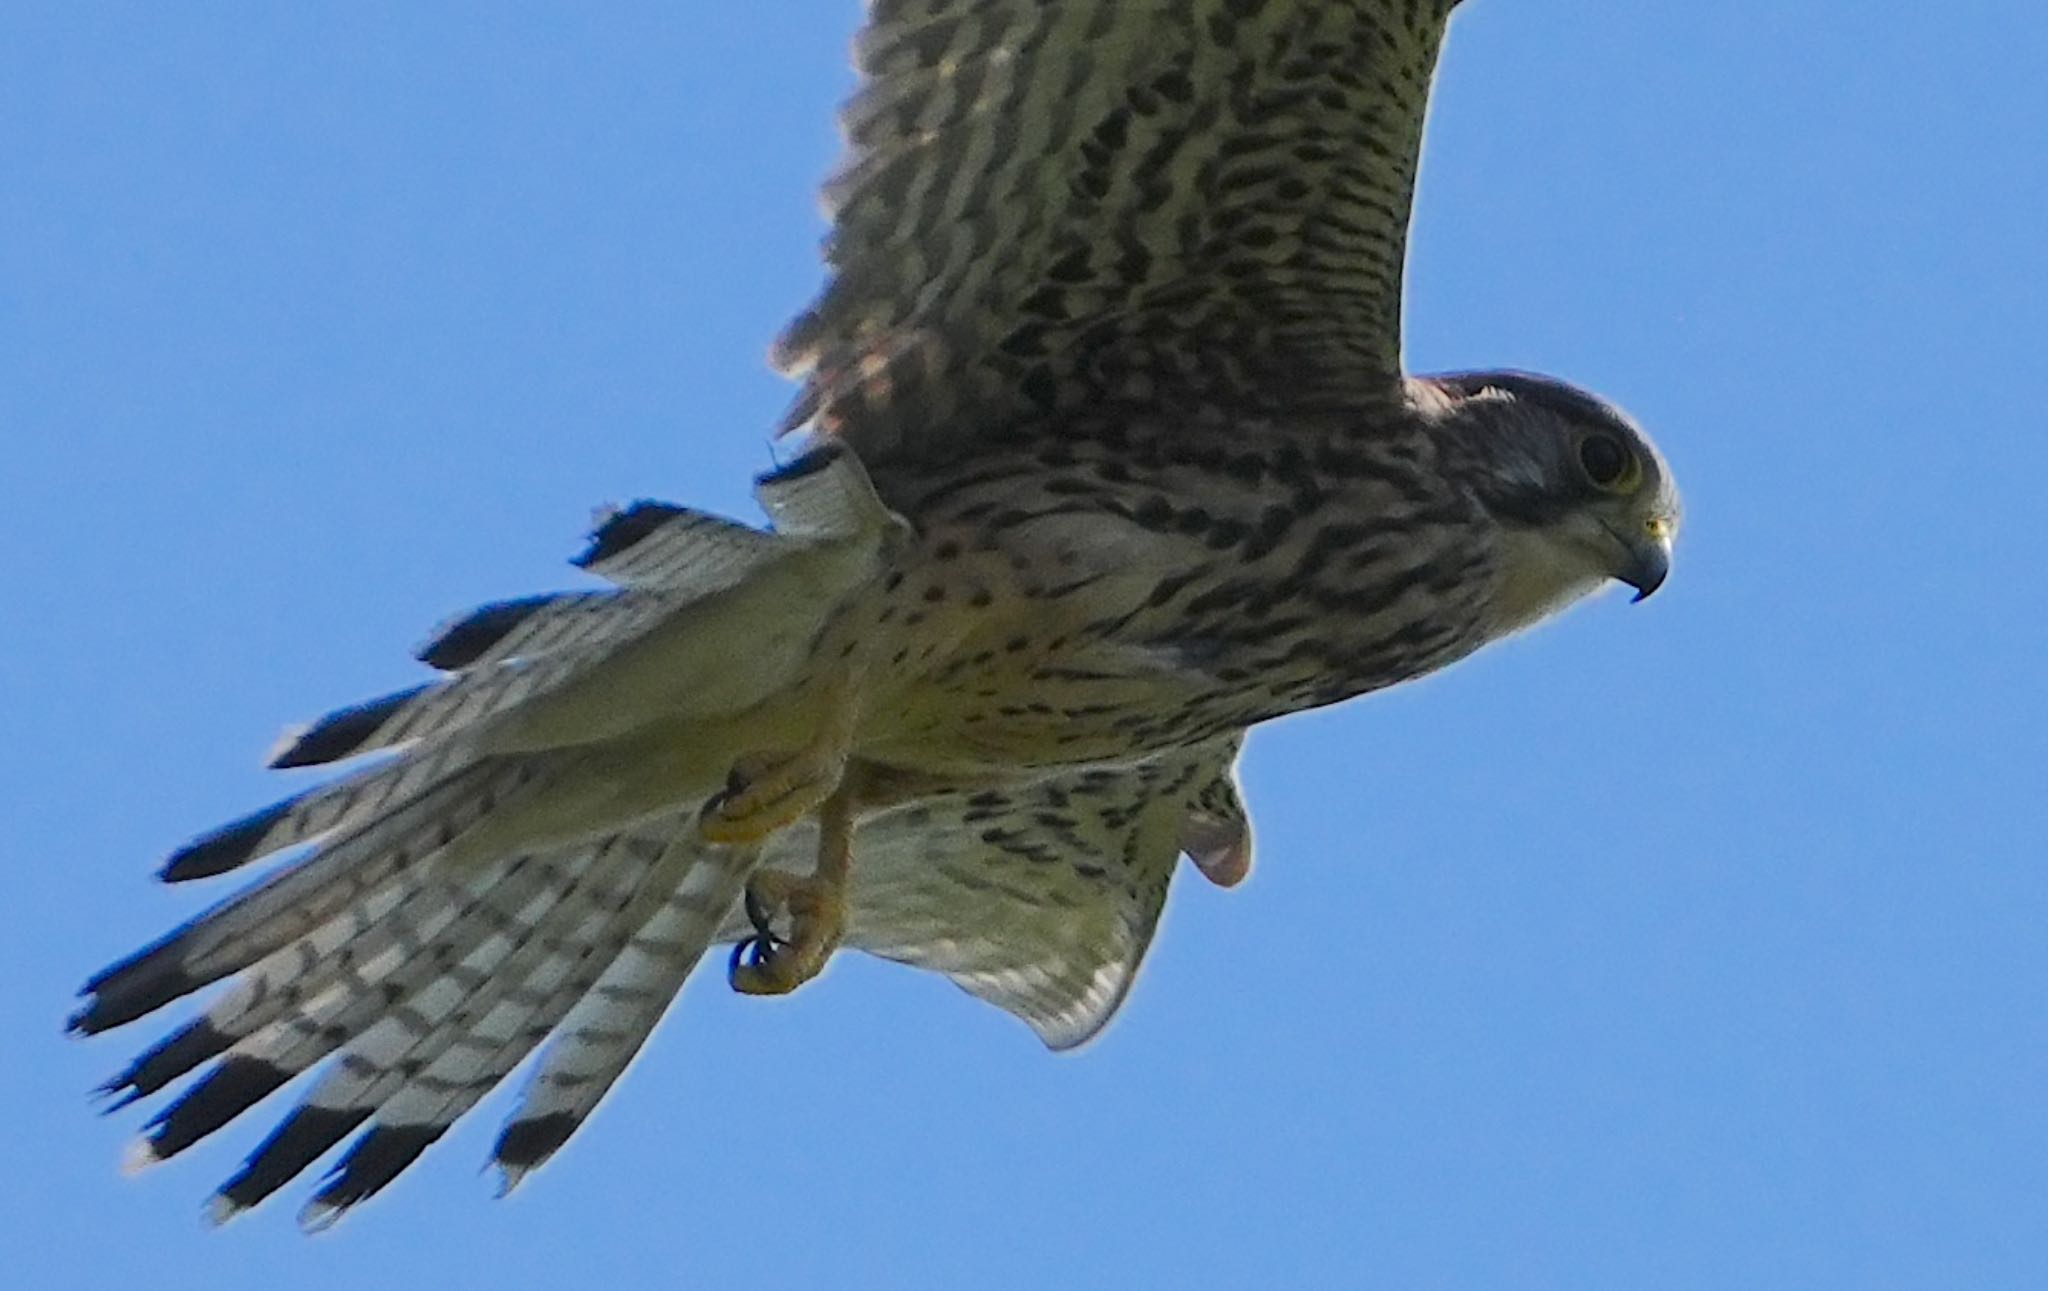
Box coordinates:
[727,780,856,996]
[704,651,871,994]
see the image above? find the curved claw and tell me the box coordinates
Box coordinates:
[725,782,856,998]
[727,932,785,989]
[743,884,777,941]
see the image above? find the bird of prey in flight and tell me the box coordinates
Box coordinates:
[75,0,1679,1227]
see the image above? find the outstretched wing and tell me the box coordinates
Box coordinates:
[733,736,1252,1050]
[778,0,1465,458]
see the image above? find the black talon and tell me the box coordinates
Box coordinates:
[728,879,791,988]
[701,763,753,824]
[727,930,783,986]
[743,885,776,939]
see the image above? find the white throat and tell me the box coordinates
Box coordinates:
[1487,524,1612,638]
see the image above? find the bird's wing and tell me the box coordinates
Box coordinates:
[777,0,1464,458]
[734,735,1252,1050]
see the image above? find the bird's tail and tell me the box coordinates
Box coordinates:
[72,443,903,1226]
[77,779,753,1226]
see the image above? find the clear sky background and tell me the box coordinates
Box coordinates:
[4,3,2044,1287]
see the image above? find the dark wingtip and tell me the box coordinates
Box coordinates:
[89,1018,233,1106]
[574,501,687,571]
[217,1104,373,1216]
[416,595,558,670]
[157,793,301,882]
[145,1055,292,1161]
[754,441,844,489]
[492,1111,577,1173]
[73,951,203,1035]
[301,1124,441,1228]
[267,684,430,770]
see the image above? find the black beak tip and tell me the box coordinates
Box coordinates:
[1625,560,1669,603]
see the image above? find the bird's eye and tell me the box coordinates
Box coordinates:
[1578,433,1637,491]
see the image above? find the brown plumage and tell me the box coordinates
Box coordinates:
[75,0,1679,1226]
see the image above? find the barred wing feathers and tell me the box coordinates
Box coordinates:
[729,736,1251,1050]
[779,0,1464,456]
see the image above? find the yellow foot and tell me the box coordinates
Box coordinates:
[726,783,857,996]
[727,869,845,995]
[699,748,840,846]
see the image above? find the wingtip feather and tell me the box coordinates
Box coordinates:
[157,793,300,882]
[72,953,203,1034]
[416,595,559,671]
[573,501,688,572]
[296,1198,345,1235]
[122,1137,162,1177]
[491,1111,577,1181]
[266,684,430,770]
[203,1194,246,1228]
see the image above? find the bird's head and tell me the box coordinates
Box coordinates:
[1417,371,1680,634]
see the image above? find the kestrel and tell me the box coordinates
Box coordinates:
[75,0,1679,1227]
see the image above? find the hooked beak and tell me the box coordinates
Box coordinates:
[1613,518,1673,602]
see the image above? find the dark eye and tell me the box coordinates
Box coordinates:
[1578,433,1635,490]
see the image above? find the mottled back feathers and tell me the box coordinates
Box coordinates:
[780,0,1462,457]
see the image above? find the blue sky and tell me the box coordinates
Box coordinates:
[4,3,2045,1287]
